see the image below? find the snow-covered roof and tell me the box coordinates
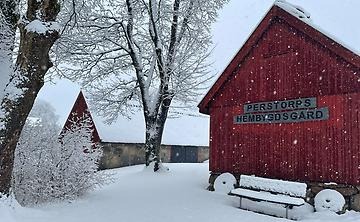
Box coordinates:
[56,86,209,146]
[275,0,311,22]
[274,0,360,56]
[92,110,209,146]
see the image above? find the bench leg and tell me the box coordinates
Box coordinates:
[240,197,242,208]
[285,205,289,219]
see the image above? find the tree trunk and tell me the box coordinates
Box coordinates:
[0,1,19,197]
[144,117,165,172]
[0,0,60,196]
[144,95,172,172]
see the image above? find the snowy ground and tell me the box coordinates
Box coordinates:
[1,163,360,222]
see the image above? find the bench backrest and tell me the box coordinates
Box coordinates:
[239,175,307,198]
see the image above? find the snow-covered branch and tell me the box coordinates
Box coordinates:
[55,0,229,170]
[13,101,105,206]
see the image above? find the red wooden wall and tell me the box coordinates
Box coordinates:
[210,94,360,185]
[61,91,101,144]
[203,7,360,185]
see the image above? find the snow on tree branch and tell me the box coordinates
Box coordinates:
[13,100,105,206]
[55,0,228,170]
[57,0,227,117]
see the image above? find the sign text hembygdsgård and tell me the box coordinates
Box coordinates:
[234,97,329,124]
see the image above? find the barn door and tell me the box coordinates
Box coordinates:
[170,146,198,163]
[184,146,198,163]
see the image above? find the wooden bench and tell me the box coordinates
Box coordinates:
[229,175,307,219]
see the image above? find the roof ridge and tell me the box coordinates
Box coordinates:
[275,0,311,21]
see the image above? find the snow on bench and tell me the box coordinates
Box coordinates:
[239,175,307,198]
[229,175,307,219]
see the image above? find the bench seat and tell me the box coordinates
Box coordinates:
[229,175,307,219]
[230,188,305,206]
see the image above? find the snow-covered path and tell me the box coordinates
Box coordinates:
[3,163,360,222]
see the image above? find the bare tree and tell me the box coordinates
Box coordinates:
[56,0,228,171]
[0,0,60,196]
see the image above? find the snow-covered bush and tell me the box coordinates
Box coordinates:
[314,189,345,213]
[214,173,237,194]
[12,101,105,206]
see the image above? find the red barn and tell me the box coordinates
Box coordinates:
[198,3,360,188]
[61,91,101,145]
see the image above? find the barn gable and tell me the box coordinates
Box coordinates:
[199,4,360,114]
[61,91,101,144]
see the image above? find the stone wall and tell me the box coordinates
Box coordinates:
[99,142,208,170]
[197,146,210,163]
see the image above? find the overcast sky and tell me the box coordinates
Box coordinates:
[37,0,360,145]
